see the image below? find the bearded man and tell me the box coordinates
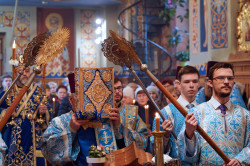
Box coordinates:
[0,66,52,166]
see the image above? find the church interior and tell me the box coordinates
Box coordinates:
[0,0,249,165]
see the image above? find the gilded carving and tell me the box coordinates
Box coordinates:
[84,71,93,82]
[237,1,250,52]
[102,71,111,82]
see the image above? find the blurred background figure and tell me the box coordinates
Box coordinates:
[45,84,60,119]
[161,78,173,89]
[122,86,135,105]
[48,81,58,96]
[127,82,138,93]
[0,75,12,92]
[62,77,70,93]
[56,84,68,104]
[146,85,159,101]
[165,85,178,104]
[174,66,182,97]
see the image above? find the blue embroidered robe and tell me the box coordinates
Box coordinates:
[41,104,148,166]
[178,102,250,165]
[0,84,52,166]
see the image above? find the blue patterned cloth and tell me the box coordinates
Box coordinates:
[178,98,250,165]
[41,104,148,165]
[196,84,247,109]
[0,84,52,166]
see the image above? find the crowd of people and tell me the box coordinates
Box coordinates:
[0,62,249,165]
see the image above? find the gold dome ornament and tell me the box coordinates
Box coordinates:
[36,28,70,66]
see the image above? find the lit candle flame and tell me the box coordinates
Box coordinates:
[12,40,16,49]
[52,97,55,102]
[144,105,149,109]
[155,112,160,118]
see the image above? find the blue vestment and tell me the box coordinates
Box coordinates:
[41,104,148,166]
[178,98,250,165]
[0,84,52,166]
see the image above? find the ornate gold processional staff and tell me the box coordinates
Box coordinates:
[101,30,230,163]
[0,28,70,131]
[0,32,51,106]
[101,32,178,140]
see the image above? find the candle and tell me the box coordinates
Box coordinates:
[132,99,136,105]
[78,48,80,67]
[144,105,149,126]
[12,40,16,78]
[155,112,160,131]
[52,97,55,112]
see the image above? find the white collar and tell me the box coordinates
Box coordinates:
[208,96,231,110]
[178,95,198,108]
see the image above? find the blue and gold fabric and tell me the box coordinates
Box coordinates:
[0,83,52,166]
[41,111,117,166]
[114,104,148,150]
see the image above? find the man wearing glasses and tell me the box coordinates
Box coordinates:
[178,62,250,165]
[110,77,148,150]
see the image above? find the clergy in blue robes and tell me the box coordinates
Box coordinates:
[178,62,250,165]
[41,77,148,166]
[150,65,200,165]
[0,66,52,166]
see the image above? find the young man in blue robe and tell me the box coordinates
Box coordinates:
[179,62,250,165]
[150,65,200,165]
[41,77,148,165]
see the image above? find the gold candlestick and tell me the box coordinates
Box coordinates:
[152,130,166,166]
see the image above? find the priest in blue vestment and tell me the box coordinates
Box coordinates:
[178,62,250,165]
[0,66,52,166]
[41,76,148,166]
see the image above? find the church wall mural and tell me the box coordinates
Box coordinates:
[0,11,30,56]
[192,0,199,54]
[211,0,228,49]
[37,8,75,77]
[200,0,208,52]
[80,10,97,67]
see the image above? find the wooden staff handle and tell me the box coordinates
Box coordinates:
[0,85,28,131]
[146,69,230,163]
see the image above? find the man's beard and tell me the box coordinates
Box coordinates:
[214,87,231,98]
[18,77,28,86]
[115,94,123,103]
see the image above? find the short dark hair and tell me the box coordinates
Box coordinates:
[208,62,234,80]
[56,84,67,92]
[114,76,122,84]
[1,75,12,83]
[178,65,200,81]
